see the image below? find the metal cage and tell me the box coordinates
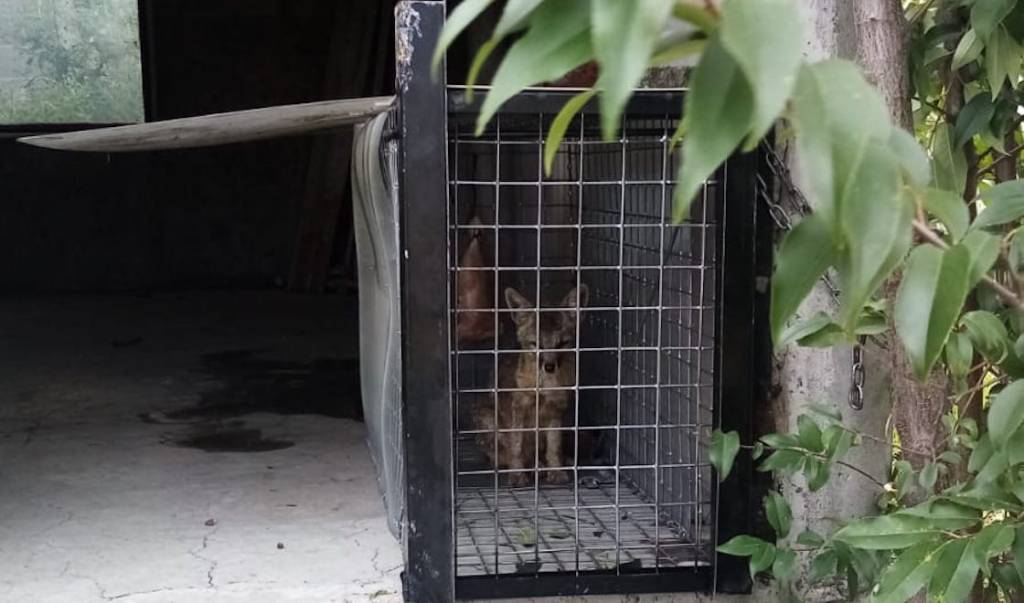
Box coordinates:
[394,3,769,600]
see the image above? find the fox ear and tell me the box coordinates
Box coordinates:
[562,284,589,309]
[505,287,533,325]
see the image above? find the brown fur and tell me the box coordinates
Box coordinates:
[473,284,589,487]
[456,217,498,345]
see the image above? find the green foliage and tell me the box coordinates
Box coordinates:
[440,0,1024,599]
[0,0,143,123]
[709,429,740,481]
[894,244,972,379]
[590,0,674,140]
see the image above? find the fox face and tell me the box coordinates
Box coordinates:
[504,284,589,385]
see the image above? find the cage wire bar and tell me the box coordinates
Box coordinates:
[447,88,719,592]
[395,4,764,600]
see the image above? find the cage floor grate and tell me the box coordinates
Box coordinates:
[455,479,709,576]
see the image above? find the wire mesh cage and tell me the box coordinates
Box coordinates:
[393,3,766,600]
[449,105,718,579]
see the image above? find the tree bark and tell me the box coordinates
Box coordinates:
[853,1,952,479]
[853,1,913,130]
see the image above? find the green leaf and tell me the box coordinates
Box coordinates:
[798,321,847,347]
[961,310,1009,362]
[993,563,1024,596]
[543,89,595,175]
[789,60,890,232]
[894,460,916,501]
[764,491,792,539]
[922,189,969,243]
[919,462,939,491]
[803,457,830,491]
[896,500,981,530]
[674,36,753,222]
[797,529,825,548]
[590,0,674,141]
[986,25,1023,96]
[873,540,942,603]
[749,541,777,578]
[823,426,854,463]
[939,451,963,465]
[836,153,912,331]
[833,515,942,550]
[1014,527,1024,586]
[650,38,707,67]
[760,433,800,449]
[973,524,1015,565]
[969,434,996,472]
[777,311,833,347]
[988,379,1024,448]
[927,539,979,603]
[1011,232,1024,271]
[718,534,770,556]
[890,128,932,187]
[943,481,1024,512]
[719,0,803,150]
[759,449,805,475]
[946,331,974,381]
[894,245,972,379]
[960,230,1002,288]
[976,449,1010,485]
[718,536,777,579]
[709,430,741,481]
[809,549,838,583]
[466,37,501,94]
[952,29,985,70]
[972,0,1018,41]
[432,0,496,76]
[955,94,997,147]
[672,3,718,32]
[751,441,764,460]
[797,415,824,452]
[973,180,1024,230]
[492,0,544,38]
[476,0,594,135]
[770,215,837,344]
[932,122,968,196]
[772,548,798,583]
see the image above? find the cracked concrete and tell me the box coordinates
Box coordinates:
[0,292,403,603]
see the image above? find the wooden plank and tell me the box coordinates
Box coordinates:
[17,96,394,152]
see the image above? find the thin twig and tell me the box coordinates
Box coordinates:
[913,220,1024,312]
[918,97,954,122]
[976,142,1024,180]
[834,459,888,489]
[835,425,933,459]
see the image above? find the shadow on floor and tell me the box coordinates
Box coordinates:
[143,349,362,453]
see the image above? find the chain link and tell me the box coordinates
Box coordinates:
[757,142,866,411]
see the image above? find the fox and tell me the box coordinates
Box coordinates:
[473,284,589,487]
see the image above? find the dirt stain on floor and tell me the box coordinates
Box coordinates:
[146,349,362,453]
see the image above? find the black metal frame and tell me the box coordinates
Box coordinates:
[398,2,769,599]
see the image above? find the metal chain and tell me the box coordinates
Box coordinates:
[757,142,866,411]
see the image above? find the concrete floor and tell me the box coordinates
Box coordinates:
[0,291,403,603]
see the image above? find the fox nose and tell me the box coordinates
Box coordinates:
[543,361,556,373]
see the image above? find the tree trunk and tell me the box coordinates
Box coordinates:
[853,1,913,130]
[853,1,950,479]
[854,4,989,602]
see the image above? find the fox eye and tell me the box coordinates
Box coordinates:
[558,337,573,348]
